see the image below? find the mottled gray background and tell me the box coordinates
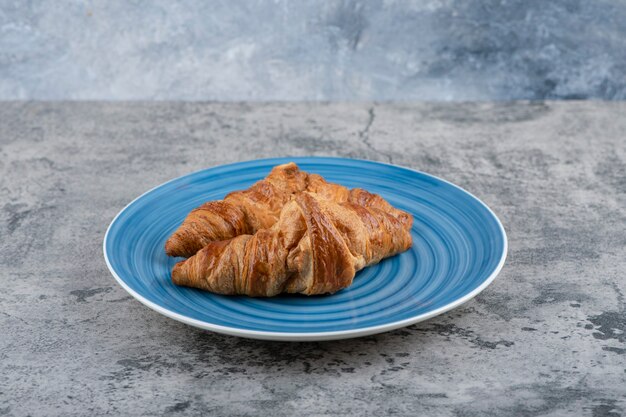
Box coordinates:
[1,102,625,416]
[1,0,626,101]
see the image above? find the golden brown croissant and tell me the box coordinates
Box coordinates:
[165,162,410,258]
[165,162,351,258]
[171,192,413,296]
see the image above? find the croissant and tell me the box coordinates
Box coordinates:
[165,162,351,258]
[165,162,411,258]
[171,191,413,296]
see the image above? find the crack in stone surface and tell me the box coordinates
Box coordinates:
[358,107,393,163]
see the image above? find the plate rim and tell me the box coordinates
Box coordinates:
[103,156,508,341]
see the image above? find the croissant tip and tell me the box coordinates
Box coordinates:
[274,161,299,172]
[171,260,187,285]
[165,238,182,257]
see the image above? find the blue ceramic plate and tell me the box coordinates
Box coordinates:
[104,157,507,341]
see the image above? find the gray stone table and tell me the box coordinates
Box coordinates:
[1,102,625,416]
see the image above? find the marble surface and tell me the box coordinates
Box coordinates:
[2,1,626,100]
[0,101,625,416]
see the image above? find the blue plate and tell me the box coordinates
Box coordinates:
[104,157,507,341]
